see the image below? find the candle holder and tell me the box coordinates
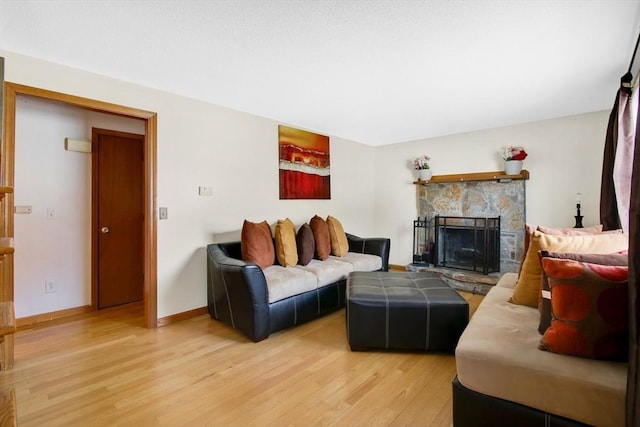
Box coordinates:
[574,203,584,228]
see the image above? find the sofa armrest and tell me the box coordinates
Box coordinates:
[206,244,270,342]
[346,233,390,271]
[496,272,518,289]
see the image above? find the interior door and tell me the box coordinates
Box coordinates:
[93,128,144,309]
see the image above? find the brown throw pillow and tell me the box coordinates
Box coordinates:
[240,220,275,269]
[275,218,298,267]
[296,223,315,266]
[539,257,629,360]
[310,215,331,260]
[537,250,628,334]
[326,215,349,257]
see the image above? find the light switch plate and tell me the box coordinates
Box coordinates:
[198,186,213,196]
[159,207,168,220]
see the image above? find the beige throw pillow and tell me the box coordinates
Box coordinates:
[275,218,298,267]
[537,224,604,235]
[326,215,349,257]
[519,224,606,274]
[509,230,628,307]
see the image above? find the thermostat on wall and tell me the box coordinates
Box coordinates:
[15,206,32,214]
[64,138,92,153]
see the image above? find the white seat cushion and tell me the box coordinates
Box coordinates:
[330,252,382,272]
[292,258,353,287]
[263,265,318,303]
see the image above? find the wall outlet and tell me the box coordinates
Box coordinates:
[45,280,56,293]
[46,208,56,221]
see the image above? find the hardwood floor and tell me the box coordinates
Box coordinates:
[1,292,483,426]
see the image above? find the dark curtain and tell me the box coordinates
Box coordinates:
[602,72,640,426]
[627,90,640,427]
[600,89,623,231]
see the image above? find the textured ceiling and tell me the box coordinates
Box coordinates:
[1,0,639,146]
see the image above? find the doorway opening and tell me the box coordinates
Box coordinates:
[2,82,158,328]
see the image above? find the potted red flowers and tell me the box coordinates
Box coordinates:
[501,146,527,175]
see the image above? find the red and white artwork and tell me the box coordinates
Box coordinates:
[279,125,330,199]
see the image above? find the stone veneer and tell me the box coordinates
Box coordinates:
[417,179,526,273]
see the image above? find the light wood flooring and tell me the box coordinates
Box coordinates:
[1,292,483,426]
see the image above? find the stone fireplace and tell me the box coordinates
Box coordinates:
[414,172,527,273]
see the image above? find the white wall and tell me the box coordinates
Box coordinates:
[374,111,610,265]
[14,95,144,317]
[3,50,376,319]
[3,49,611,317]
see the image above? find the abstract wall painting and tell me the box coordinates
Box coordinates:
[278,125,330,199]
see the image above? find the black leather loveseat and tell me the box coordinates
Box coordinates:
[206,233,390,342]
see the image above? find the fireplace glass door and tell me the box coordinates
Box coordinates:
[433,215,500,275]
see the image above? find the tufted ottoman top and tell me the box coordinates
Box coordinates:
[346,271,469,351]
[347,271,466,305]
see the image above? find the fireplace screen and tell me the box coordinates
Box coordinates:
[433,215,500,275]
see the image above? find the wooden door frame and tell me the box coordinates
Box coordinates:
[2,82,158,328]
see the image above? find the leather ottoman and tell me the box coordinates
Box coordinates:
[346,271,469,351]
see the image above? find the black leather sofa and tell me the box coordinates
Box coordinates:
[206,233,390,342]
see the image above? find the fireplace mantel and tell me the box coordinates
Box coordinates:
[414,170,529,185]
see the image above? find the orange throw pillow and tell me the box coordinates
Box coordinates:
[539,257,628,360]
[518,224,537,274]
[275,218,298,267]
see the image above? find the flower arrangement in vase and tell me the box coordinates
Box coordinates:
[413,155,432,181]
[501,146,527,175]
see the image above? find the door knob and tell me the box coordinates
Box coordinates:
[101,227,110,234]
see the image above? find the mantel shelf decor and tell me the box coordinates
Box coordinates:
[414,170,529,186]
